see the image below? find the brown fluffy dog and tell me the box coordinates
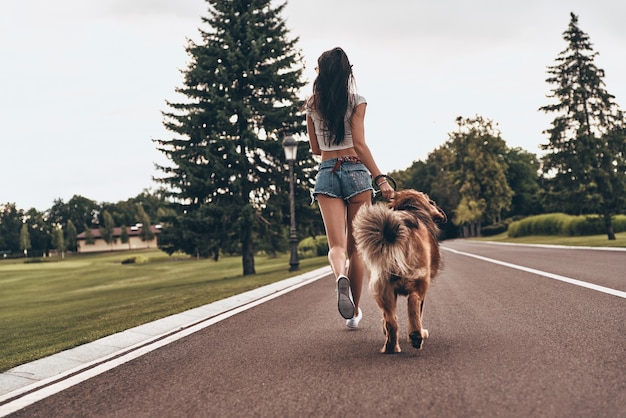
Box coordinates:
[353,190,445,353]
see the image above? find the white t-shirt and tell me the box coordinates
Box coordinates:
[306,94,367,151]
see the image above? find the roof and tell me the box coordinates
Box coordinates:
[76,225,160,240]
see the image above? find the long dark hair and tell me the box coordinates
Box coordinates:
[311,47,356,146]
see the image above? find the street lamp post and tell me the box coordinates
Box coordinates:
[282,134,300,272]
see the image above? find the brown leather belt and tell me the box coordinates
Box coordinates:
[330,155,363,172]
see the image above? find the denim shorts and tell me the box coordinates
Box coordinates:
[312,158,374,202]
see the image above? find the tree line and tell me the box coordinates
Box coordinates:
[151,3,623,274]
[0,191,163,258]
[2,6,624,272]
[395,13,624,240]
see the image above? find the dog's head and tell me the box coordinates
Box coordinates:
[389,189,447,223]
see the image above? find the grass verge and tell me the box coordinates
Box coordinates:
[471,231,626,247]
[0,249,328,372]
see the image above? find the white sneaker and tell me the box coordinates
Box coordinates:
[346,308,363,329]
[336,275,355,319]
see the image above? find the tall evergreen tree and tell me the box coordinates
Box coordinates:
[137,205,155,243]
[99,211,116,249]
[120,224,130,246]
[539,13,626,239]
[154,0,313,274]
[84,225,95,245]
[65,220,77,253]
[51,226,66,258]
[19,223,31,257]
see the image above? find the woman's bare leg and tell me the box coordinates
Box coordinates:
[345,190,372,313]
[316,195,348,279]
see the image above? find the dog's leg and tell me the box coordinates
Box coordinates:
[382,309,400,354]
[375,287,401,354]
[407,286,429,350]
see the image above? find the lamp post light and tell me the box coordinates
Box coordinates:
[282,134,300,272]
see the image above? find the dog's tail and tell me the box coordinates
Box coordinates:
[353,203,412,278]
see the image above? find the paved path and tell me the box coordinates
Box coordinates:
[1,240,625,417]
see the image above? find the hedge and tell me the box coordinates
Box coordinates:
[298,235,329,259]
[508,213,626,237]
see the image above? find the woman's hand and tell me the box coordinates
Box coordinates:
[379,181,395,200]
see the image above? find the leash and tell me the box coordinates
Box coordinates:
[371,177,447,242]
[372,174,397,203]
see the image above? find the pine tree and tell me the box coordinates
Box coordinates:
[154,0,313,274]
[540,13,626,239]
[65,220,77,253]
[120,224,129,246]
[99,211,116,249]
[51,226,65,258]
[19,223,31,257]
[84,225,95,245]
[137,205,155,243]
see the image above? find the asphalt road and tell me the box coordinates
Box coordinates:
[6,240,626,417]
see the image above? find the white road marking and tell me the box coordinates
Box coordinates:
[443,247,626,299]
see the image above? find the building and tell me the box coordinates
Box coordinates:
[76,224,160,253]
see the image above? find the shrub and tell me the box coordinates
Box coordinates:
[298,236,328,259]
[121,256,148,265]
[23,258,58,264]
[565,216,604,236]
[508,213,626,237]
[612,215,626,233]
[481,222,508,237]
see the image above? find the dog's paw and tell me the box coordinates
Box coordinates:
[409,331,427,349]
[381,343,401,354]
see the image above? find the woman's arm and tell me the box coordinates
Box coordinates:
[307,115,321,155]
[351,103,395,199]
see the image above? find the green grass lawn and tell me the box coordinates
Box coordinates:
[472,231,626,247]
[0,249,328,372]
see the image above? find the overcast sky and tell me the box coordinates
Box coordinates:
[2,0,625,211]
